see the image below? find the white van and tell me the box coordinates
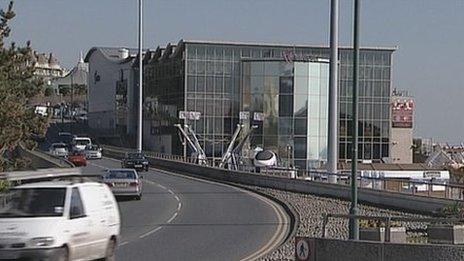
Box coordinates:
[0,181,120,260]
[73,137,92,151]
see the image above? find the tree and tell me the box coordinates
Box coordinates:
[44,86,54,97]
[0,1,48,171]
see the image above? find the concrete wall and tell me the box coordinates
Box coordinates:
[391,127,413,164]
[103,147,460,215]
[309,237,464,261]
[19,146,73,169]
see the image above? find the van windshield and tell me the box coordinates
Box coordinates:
[0,188,66,218]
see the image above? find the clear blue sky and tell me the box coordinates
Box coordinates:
[7,0,464,143]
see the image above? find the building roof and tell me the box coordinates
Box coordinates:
[84,47,146,64]
[181,39,398,52]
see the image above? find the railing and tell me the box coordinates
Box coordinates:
[321,213,463,243]
[101,145,464,201]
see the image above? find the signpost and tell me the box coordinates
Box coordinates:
[239,111,250,120]
[295,237,313,261]
[253,112,264,122]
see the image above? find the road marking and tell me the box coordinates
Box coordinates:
[167,212,178,223]
[149,167,290,260]
[139,226,163,239]
[103,154,288,256]
[119,241,129,247]
[89,158,183,244]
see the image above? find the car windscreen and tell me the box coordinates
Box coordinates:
[106,170,136,179]
[0,188,66,218]
[128,153,144,160]
[75,139,90,146]
[53,144,67,149]
[85,145,99,150]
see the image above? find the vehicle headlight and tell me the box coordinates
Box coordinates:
[31,237,55,247]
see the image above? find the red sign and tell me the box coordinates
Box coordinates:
[392,99,414,128]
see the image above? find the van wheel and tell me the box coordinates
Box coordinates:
[105,239,116,261]
[56,246,69,261]
[135,194,142,200]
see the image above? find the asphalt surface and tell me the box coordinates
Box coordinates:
[81,157,290,261]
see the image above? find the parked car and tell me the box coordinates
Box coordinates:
[103,169,143,200]
[68,150,87,166]
[48,143,69,158]
[121,152,149,171]
[72,137,92,151]
[0,180,120,260]
[84,144,102,160]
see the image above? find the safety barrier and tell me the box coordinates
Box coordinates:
[101,145,462,215]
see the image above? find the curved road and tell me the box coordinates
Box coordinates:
[82,157,289,261]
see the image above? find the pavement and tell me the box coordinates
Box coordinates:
[81,157,290,261]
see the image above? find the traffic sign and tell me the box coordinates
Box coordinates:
[295,237,312,261]
[239,111,250,120]
[179,111,201,120]
[253,112,264,122]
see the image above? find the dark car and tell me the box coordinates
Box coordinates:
[121,152,149,171]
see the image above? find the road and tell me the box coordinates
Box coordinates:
[81,157,289,261]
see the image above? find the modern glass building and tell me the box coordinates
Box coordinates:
[143,40,396,167]
[241,60,329,169]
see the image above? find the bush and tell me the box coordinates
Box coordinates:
[0,180,10,193]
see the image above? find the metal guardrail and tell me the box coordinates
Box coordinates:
[321,213,463,243]
[1,168,83,182]
[101,145,464,201]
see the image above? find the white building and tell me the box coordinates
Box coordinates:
[84,47,142,138]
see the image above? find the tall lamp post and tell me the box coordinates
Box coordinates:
[349,0,361,240]
[327,0,339,183]
[136,0,143,152]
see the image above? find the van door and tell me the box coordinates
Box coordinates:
[68,187,93,260]
[80,185,111,258]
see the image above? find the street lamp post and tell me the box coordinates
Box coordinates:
[327,0,339,183]
[136,0,143,152]
[349,0,361,240]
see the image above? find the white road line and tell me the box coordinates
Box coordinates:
[167,212,178,223]
[139,226,163,239]
[91,159,184,244]
[149,167,290,260]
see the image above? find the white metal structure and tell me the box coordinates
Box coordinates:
[0,181,120,260]
[174,124,207,165]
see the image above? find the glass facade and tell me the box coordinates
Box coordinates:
[242,60,329,169]
[143,40,395,166]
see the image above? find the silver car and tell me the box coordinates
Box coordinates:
[103,169,143,200]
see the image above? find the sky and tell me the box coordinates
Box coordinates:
[6,0,464,143]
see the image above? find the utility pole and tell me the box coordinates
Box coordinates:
[349,0,361,240]
[327,0,339,183]
[137,0,143,152]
